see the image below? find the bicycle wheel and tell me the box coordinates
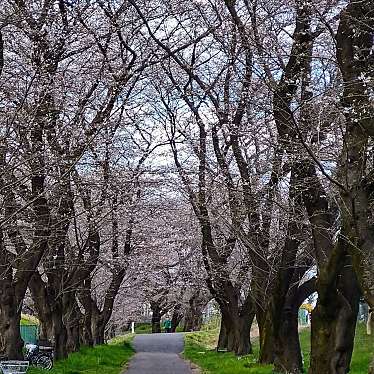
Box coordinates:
[35,354,53,370]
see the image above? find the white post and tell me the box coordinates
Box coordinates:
[367,311,373,335]
[131,322,135,334]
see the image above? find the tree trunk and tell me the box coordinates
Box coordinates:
[335,0,374,316]
[29,272,70,359]
[183,304,203,332]
[52,306,68,360]
[151,303,162,333]
[309,299,357,374]
[81,311,93,346]
[273,277,316,374]
[0,307,23,360]
[29,272,54,342]
[273,308,302,374]
[257,308,274,364]
[0,146,50,360]
[190,313,203,332]
[0,249,23,360]
[308,262,360,374]
[39,316,54,342]
[63,295,81,353]
[152,315,161,333]
[217,317,228,350]
[171,305,183,333]
[220,309,254,356]
[91,312,105,345]
[225,318,251,355]
[212,282,255,356]
[92,323,105,345]
[66,321,80,354]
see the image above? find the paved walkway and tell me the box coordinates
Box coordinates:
[125,333,193,374]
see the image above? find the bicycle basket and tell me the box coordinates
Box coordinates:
[0,360,29,374]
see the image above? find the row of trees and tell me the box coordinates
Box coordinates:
[137,0,374,373]
[0,1,373,374]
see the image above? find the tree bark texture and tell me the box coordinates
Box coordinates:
[273,277,316,374]
[217,309,254,356]
[0,126,50,359]
[151,302,162,333]
[171,304,183,333]
[308,252,360,374]
[217,288,255,356]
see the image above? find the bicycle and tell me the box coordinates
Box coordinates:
[0,340,54,372]
[24,341,53,370]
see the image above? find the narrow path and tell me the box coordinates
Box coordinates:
[125,333,193,374]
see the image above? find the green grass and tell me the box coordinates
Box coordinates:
[134,322,152,334]
[184,323,374,374]
[133,322,186,334]
[183,329,272,374]
[351,324,374,374]
[28,335,134,374]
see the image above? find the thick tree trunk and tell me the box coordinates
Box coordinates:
[236,313,254,356]
[29,273,71,359]
[81,313,93,347]
[257,309,274,364]
[0,144,50,360]
[269,164,308,373]
[335,0,374,314]
[29,272,54,342]
[220,309,254,356]
[151,303,162,333]
[212,282,255,356]
[78,278,94,346]
[226,318,252,355]
[152,316,161,333]
[39,317,53,342]
[273,308,302,374]
[273,277,316,374]
[62,294,81,354]
[171,305,183,333]
[309,300,356,374]
[217,317,228,350]
[92,324,105,345]
[184,313,202,332]
[308,263,360,374]
[52,307,68,360]
[0,307,23,360]
[183,307,203,332]
[292,155,360,374]
[91,313,105,345]
[66,322,80,354]
[0,250,23,360]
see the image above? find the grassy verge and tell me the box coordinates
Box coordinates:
[184,329,271,374]
[134,323,152,334]
[134,322,185,334]
[28,335,134,374]
[184,323,374,374]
